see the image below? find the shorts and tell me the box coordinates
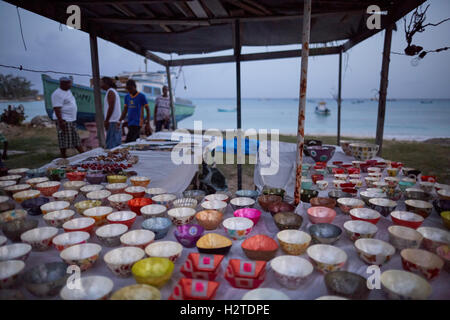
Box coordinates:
[56,121,81,149]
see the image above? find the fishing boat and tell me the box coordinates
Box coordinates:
[217,107,237,112]
[41,72,195,128]
[315,101,330,115]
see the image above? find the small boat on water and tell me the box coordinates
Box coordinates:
[315,101,330,115]
[420,100,433,104]
[217,107,237,112]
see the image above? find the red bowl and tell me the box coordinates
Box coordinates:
[349,208,381,225]
[359,163,371,173]
[375,162,387,169]
[332,161,343,167]
[347,168,360,175]
[341,164,352,169]
[125,187,146,199]
[128,198,152,215]
[66,171,86,181]
[390,211,424,229]
[307,206,336,224]
[316,162,327,168]
[311,174,324,184]
[390,162,403,169]
[420,175,436,183]
[106,211,137,228]
[332,168,345,174]
[313,165,325,170]
[365,160,378,166]
[340,183,356,189]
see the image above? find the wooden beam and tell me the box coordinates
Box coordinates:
[91,17,210,26]
[234,19,243,190]
[172,1,195,17]
[227,0,265,16]
[146,51,168,66]
[242,0,272,15]
[62,1,195,5]
[186,0,208,18]
[140,4,173,32]
[165,66,177,130]
[337,49,342,146]
[202,0,228,17]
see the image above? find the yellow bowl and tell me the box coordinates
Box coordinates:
[130,176,151,187]
[110,284,161,300]
[13,190,41,203]
[107,175,127,184]
[131,257,174,288]
[74,200,102,214]
[441,211,450,230]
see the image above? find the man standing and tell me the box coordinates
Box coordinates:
[119,79,151,142]
[51,77,84,158]
[101,76,122,149]
[154,85,172,132]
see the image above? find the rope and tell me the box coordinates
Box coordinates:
[16,7,27,51]
[0,63,92,77]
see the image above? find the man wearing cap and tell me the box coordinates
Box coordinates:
[51,77,84,158]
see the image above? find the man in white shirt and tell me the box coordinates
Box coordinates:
[51,77,84,158]
[154,85,172,132]
[101,76,122,149]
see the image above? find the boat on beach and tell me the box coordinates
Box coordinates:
[217,107,237,112]
[315,101,330,115]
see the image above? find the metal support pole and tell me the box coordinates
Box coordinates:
[294,0,312,206]
[337,49,342,146]
[165,65,177,130]
[375,24,393,156]
[89,32,106,148]
[234,20,242,190]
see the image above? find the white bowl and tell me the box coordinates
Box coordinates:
[270,255,313,289]
[125,186,146,195]
[0,175,22,182]
[8,168,29,175]
[140,204,167,218]
[83,206,113,219]
[306,244,347,273]
[62,217,96,232]
[120,229,155,249]
[60,276,114,300]
[223,217,254,231]
[95,224,128,247]
[43,209,76,227]
[4,184,31,194]
[52,231,90,251]
[172,198,198,209]
[146,187,167,197]
[40,201,70,214]
[104,246,145,277]
[107,193,133,210]
[0,243,32,261]
[20,227,59,251]
[242,288,290,300]
[230,197,255,209]
[145,241,183,262]
[63,180,87,191]
[437,188,450,200]
[349,208,381,222]
[417,226,450,252]
[167,207,197,226]
[25,177,49,187]
[200,200,227,213]
[107,210,137,225]
[380,270,431,300]
[105,183,128,194]
[0,180,17,189]
[354,238,395,266]
[0,260,25,288]
[60,243,102,271]
[86,190,111,201]
[80,184,104,196]
[151,194,177,208]
[205,193,228,202]
[343,220,378,241]
[52,190,79,202]
[277,229,311,252]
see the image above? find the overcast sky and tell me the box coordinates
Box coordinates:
[0,0,449,99]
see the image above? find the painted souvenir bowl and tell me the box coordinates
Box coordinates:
[384,177,400,188]
[359,191,386,207]
[273,212,303,231]
[334,174,348,181]
[84,172,104,185]
[316,296,349,300]
[328,190,350,205]
[86,190,111,205]
[306,244,347,274]
[125,186,146,199]
[270,255,313,289]
[200,199,227,214]
[140,204,166,220]
[317,180,329,190]
[82,206,113,226]
[167,207,196,226]
[230,197,255,211]
[108,193,133,211]
[145,241,183,263]
[63,180,87,191]
[307,206,336,224]
[195,210,223,230]
[105,183,128,195]
[110,284,161,300]
[418,181,435,194]
[305,145,336,163]
[0,243,32,261]
[8,168,30,177]
[340,140,357,156]
[95,223,128,247]
[242,288,290,300]
[73,200,100,215]
[262,188,286,199]
[435,183,450,192]
[0,260,25,289]
[373,181,388,193]
[364,177,379,188]
[390,211,424,229]
[404,199,433,219]
[172,197,198,209]
[277,229,311,255]
[337,198,364,214]
[50,190,77,205]
[0,180,17,192]
[300,189,319,203]
[25,168,47,179]
[242,234,278,261]
[120,229,155,249]
[42,208,74,227]
[404,169,422,181]
[400,248,444,280]
[62,217,96,234]
[107,175,127,184]
[13,190,41,204]
[303,139,323,156]
[80,185,103,197]
[107,210,136,228]
[129,176,150,187]
[40,201,70,216]
[310,197,336,209]
[152,194,177,209]
[60,243,101,271]
[258,194,282,211]
[354,238,395,266]
[380,270,431,300]
[388,225,423,250]
[60,276,114,300]
[174,224,204,248]
[0,175,22,184]
[132,257,174,289]
[308,223,342,245]
[204,193,229,203]
[324,271,370,300]
[52,231,90,251]
[196,233,231,256]
[267,201,296,217]
[4,184,31,197]
[433,199,450,215]
[348,179,363,189]
[442,211,450,230]
[182,189,205,202]
[333,180,345,189]
[405,188,433,202]
[233,208,261,225]
[368,198,397,217]
[104,246,146,278]
[437,189,450,201]
[436,245,450,273]
[20,197,48,216]
[222,217,254,240]
[235,189,259,200]
[348,143,379,161]
[66,171,86,181]
[23,262,68,298]
[0,209,27,226]
[343,220,378,242]
[417,226,450,252]
[2,219,38,241]
[349,208,381,225]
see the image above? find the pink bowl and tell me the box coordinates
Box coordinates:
[307,207,337,224]
[233,208,262,225]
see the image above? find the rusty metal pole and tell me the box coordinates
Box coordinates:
[234,20,242,190]
[294,0,312,205]
[165,65,177,130]
[337,49,342,146]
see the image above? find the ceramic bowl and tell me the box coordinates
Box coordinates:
[0,180,17,191]
[200,199,227,213]
[146,187,167,198]
[368,198,397,217]
[324,271,370,300]
[8,168,29,177]
[66,171,86,181]
[0,175,22,184]
[388,225,423,250]
[399,181,416,193]
[182,189,205,202]
[0,243,32,261]
[317,180,329,190]
[305,145,336,163]
[4,184,31,197]
[359,190,386,206]
[74,200,102,214]
[13,190,41,203]
[83,206,113,226]
[132,257,174,288]
[141,204,167,219]
[384,177,400,188]
[334,174,348,181]
[390,211,424,229]
[405,188,433,202]
[316,296,349,300]
[196,233,232,255]
[241,234,278,261]
[436,245,450,273]
[308,223,342,244]
[172,197,198,209]
[107,175,127,184]
[60,243,101,271]
[433,199,450,215]
[62,217,96,234]
[354,238,395,266]
[127,198,152,215]
[86,190,111,204]
[405,199,433,219]
[204,193,229,203]
[21,197,49,216]
[63,180,87,191]
[230,197,255,211]
[105,183,128,195]
[306,244,347,274]
[273,212,303,230]
[0,260,25,289]
[20,226,58,251]
[35,181,60,197]
[120,229,155,249]
[85,172,105,185]
[258,194,282,211]
[23,262,68,297]
[267,201,296,217]
[437,189,450,201]
[417,226,450,252]
[301,178,314,190]
[343,220,378,242]
[130,176,150,187]
[167,207,196,226]
[52,190,78,203]
[40,201,70,215]
[222,217,254,240]
[364,177,379,188]
[233,208,262,225]
[110,284,161,300]
[60,276,114,300]
[2,219,38,241]
[262,188,286,199]
[419,181,435,193]
[174,224,204,247]
[328,190,349,205]
[95,223,128,247]
[442,211,450,230]
[145,241,183,262]
[52,231,90,251]
[380,270,431,300]
[242,288,290,300]
[0,209,27,225]
[348,143,379,161]
[104,246,146,278]
[152,194,177,209]
[107,210,137,228]
[349,208,381,225]
[235,189,259,200]
[400,248,444,280]
[195,210,223,230]
[337,198,365,214]
[80,184,104,196]
[25,169,47,179]
[125,186,146,199]
[300,189,319,203]
[270,255,313,289]
[307,206,336,224]
[340,140,358,156]
[108,193,133,211]
[277,229,311,255]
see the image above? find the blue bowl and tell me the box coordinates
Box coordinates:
[141,217,171,240]
[21,197,50,216]
[235,189,259,200]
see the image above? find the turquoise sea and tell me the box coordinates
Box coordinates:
[1,98,449,140]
